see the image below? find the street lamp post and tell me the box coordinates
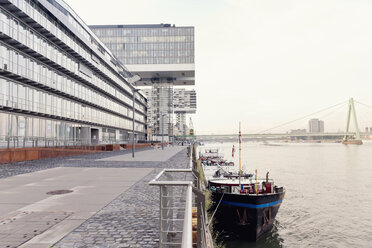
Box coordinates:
[161,113,165,150]
[127,75,141,158]
[132,88,140,158]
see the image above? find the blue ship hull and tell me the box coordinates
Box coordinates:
[210,191,285,240]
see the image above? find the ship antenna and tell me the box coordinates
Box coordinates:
[239,122,242,189]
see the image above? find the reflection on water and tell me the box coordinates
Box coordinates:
[215,221,283,248]
[200,141,372,247]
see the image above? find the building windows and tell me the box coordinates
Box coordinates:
[0,42,145,116]
[0,1,147,148]
[0,76,146,132]
[91,26,195,65]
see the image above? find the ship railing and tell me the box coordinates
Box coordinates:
[250,178,275,183]
[237,178,280,195]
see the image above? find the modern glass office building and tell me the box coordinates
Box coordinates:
[0,0,147,148]
[90,24,195,141]
[91,24,194,65]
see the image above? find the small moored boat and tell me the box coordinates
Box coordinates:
[208,174,285,240]
[199,148,234,167]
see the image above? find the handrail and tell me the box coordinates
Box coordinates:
[149,181,194,186]
[181,185,193,248]
[149,168,196,248]
[150,168,193,183]
[149,144,214,248]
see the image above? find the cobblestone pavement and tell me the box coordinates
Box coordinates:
[53,148,189,248]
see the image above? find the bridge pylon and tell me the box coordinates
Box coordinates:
[343,98,363,145]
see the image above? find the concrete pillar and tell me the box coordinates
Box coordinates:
[81,127,90,145]
[151,78,174,140]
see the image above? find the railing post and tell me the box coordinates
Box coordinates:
[192,187,206,248]
[159,185,163,248]
[181,185,193,248]
[164,172,174,234]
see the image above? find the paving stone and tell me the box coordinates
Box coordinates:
[0,147,189,247]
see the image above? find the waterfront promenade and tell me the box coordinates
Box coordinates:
[0,146,189,248]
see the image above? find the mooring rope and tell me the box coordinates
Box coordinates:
[207,191,225,228]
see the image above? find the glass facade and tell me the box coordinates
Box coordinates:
[0,0,147,148]
[90,24,194,65]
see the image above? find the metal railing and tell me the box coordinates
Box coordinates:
[0,134,135,149]
[149,144,213,248]
[149,168,194,247]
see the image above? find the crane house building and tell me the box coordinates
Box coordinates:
[0,0,147,149]
[90,24,195,142]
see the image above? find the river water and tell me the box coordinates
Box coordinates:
[199,141,372,248]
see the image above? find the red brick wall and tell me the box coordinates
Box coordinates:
[123,143,154,149]
[0,143,158,164]
[0,147,99,164]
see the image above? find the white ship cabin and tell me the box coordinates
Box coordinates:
[209,178,280,195]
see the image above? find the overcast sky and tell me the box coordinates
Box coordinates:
[64,0,372,135]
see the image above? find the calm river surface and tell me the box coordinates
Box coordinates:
[199,141,372,248]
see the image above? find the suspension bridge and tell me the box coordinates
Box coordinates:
[198,98,372,145]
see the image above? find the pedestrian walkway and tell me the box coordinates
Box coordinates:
[0,167,152,248]
[0,146,189,248]
[98,146,185,162]
[54,149,189,248]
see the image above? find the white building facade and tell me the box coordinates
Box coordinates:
[0,0,147,148]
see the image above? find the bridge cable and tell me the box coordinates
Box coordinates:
[255,100,347,134]
[354,101,372,126]
[318,103,346,120]
[355,100,372,111]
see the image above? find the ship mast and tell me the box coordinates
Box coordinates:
[239,122,242,189]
